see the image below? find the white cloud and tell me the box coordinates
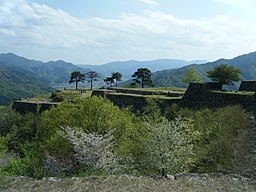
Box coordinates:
[0,0,255,63]
[138,0,159,6]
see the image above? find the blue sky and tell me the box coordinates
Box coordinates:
[0,0,256,64]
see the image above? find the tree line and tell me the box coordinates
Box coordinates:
[70,64,241,90]
[69,68,154,89]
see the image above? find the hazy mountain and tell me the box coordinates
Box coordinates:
[79,59,208,79]
[151,52,256,88]
[0,53,90,85]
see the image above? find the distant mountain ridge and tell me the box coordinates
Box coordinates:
[151,51,256,88]
[79,59,208,79]
[0,53,89,84]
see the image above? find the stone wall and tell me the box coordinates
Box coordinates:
[239,81,256,91]
[182,82,256,109]
[12,101,59,114]
[12,81,256,114]
[107,87,184,97]
[105,93,181,111]
[91,89,116,98]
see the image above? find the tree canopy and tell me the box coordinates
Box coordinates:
[181,68,202,84]
[104,76,114,87]
[111,72,122,87]
[131,68,153,88]
[69,71,85,89]
[207,64,241,87]
[85,71,100,90]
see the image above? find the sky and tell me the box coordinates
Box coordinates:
[0,0,256,65]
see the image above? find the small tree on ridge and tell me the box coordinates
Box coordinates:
[131,68,153,88]
[207,64,240,88]
[85,71,100,90]
[69,71,85,89]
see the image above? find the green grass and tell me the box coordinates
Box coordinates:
[118,87,186,92]
[50,89,93,102]
[109,92,182,100]
[209,90,255,96]
[141,87,186,92]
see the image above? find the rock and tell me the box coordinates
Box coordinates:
[166,174,175,180]
[48,177,62,182]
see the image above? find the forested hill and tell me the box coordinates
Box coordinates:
[0,53,89,84]
[152,51,256,88]
[0,61,52,105]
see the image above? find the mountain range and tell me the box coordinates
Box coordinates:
[1,51,256,104]
[151,51,256,88]
[78,59,207,79]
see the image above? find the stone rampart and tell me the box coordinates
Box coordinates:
[105,93,181,111]
[182,82,256,109]
[107,87,184,97]
[239,81,256,91]
[12,101,59,114]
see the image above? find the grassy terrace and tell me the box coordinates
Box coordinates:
[50,89,93,101]
[209,90,255,96]
[15,87,185,104]
[113,87,187,92]
[108,92,183,100]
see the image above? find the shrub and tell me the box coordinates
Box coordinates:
[181,106,249,172]
[60,126,119,174]
[141,118,196,175]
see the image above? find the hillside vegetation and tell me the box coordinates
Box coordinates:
[152,51,256,88]
[0,64,52,105]
[0,96,252,178]
[0,53,89,84]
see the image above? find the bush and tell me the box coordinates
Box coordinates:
[0,106,21,136]
[36,96,143,176]
[141,118,196,175]
[179,106,249,172]
[60,127,119,175]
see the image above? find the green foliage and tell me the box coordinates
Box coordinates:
[0,67,52,105]
[131,68,153,88]
[37,96,149,176]
[0,95,250,178]
[0,106,21,136]
[207,64,241,86]
[142,118,196,175]
[50,90,65,102]
[1,141,44,178]
[181,68,202,84]
[69,71,85,90]
[142,98,162,123]
[7,113,39,153]
[40,96,135,135]
[177,106,248,172]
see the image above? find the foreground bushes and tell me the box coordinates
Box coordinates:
[0,97,250,178]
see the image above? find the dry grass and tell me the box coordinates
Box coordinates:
[0,174,255,192]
